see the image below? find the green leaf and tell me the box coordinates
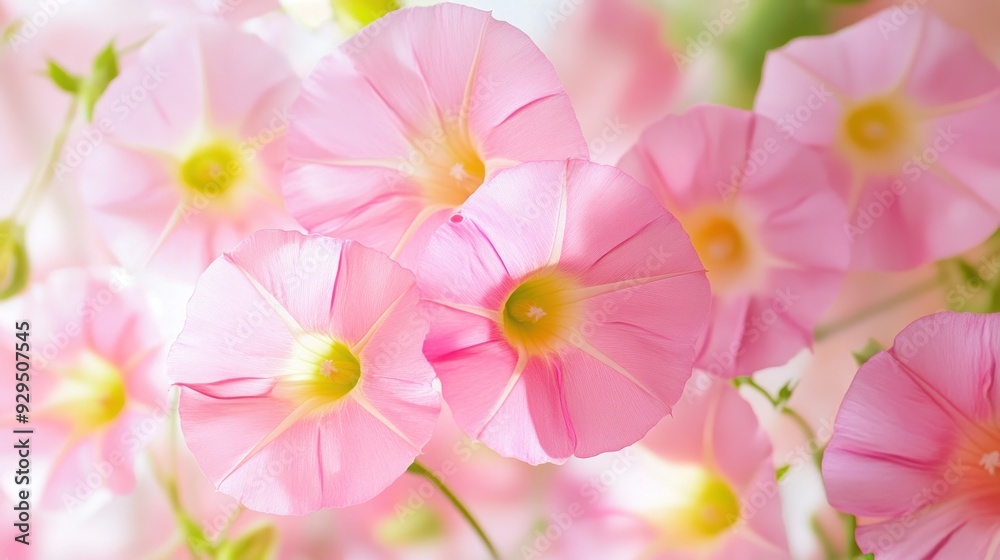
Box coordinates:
[986,228,1000,250]
[989,283,1000,314]
[216,524,278,560]
[0,220,29,301]
[851,338,884,366]
[938,255,1000,313]
[775,464,790,481]
[178,510,213,556]
[80,42,119,122]
[163,478,214,556]
[46,60,81,94]
[714,0,828,107]
[955,259,980,285]
[775,382,794,406]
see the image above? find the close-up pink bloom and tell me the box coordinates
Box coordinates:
[1,268,167,508]
[823,311,1000,559]
[618,105,849,378]
[7,1,1000,557]
[755,7,1000,270]
[282,3,588,269]
[167,229,440,515]
[419,159,711,465]
[79,21,301,280]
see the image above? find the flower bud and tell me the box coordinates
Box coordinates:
[0,219,29,301]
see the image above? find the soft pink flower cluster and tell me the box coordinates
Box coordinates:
[10,1,1000,558]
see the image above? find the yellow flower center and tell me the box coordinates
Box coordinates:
[650,463,742,548]
[53,352,127,432]
[279,338,361,406]
[502,271,582,356]
[180,140,244,197]
[684,208,755,294]
[690,216,746,273]
[837,96,921,174]
[331,0,401,30]
[683,475,742,538]
[416,125,487,208]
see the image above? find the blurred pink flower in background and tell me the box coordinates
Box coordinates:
[637,374,789,559]
[823,312,1000,559]
[78,21,301,280]
[151,0,280,23]
[282,3,588,269]
[547,373,790,559]
[31,428,346,559]
[419,159,710,464]
[755,7,1000,271]
[168,230,440,514]
[619,105,848,378]
[1,268,167,510]
[837,0,1000,64]
[546,0,680,164]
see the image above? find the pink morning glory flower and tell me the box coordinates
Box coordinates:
[79,21,301,280]
[419,159,711,465]
[540,373,790,559]
[168,229,440,515]
[755,8,1000,270]
[618,105,848,378]
[282,3,588,269]
[634,373,790,559]
[823,311,1000,558]
[2,268,167,509]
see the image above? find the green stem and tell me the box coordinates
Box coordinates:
[407,461,500,560]
[740,378,823,467]
[810,514,839,560]
[218,505,245,542]
[12,99,78,225]
[814,276,942,342]
[739,377,780,407]
[150,392,213,559]
[843,513,863,557]
[782,407,823,469]
[149,462,207,558]
[781,407,816,442]
[10,37,146,227]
